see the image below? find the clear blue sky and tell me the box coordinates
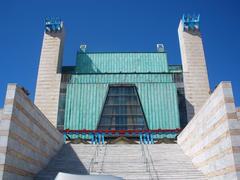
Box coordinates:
[0,0,239,107]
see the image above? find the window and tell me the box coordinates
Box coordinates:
[97,85,148,130]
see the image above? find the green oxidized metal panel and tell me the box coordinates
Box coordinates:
[137,83,180,138]
[64,73,180,139]
[75,52,169,73]
[168,65,183,73]
[70,74,173,84]
[64,83,108,130]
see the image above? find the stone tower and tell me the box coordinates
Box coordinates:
[178,15,210,121]
[35,18,64,126]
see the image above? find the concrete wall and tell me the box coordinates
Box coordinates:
[0,84,63,180]
[0,109,2,120]
[35,29,64,127]
[237,107,240,120]
[178,20,210,121]
[178,82,240,179]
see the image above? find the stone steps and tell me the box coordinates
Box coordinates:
[36,144,206,180]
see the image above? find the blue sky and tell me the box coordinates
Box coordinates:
[0,0,239,106]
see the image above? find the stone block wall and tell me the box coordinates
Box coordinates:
[0,109,2,120]
[35,30,64,127]
[178,20,210,121]
[237,108,240,120]
[178,81,240,179]
[0,84,64,180]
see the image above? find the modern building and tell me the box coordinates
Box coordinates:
[0,15,240,179]
[34,15,210,143]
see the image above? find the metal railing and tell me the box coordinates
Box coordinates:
[144,144,160,180]
[141,143,154,180]
[99,145,107,174]
[88,144,99,173]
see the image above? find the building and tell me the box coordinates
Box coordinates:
[0,15,240,179]
[34,15,209,143]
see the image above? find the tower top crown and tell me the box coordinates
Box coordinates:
[45,17,63,33]
[182,14,200,32]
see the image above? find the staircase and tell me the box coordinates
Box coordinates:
[36,144,206,180]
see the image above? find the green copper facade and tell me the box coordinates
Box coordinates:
[75,52,169,73]
[61,52,182,138]
[64,75,180,130]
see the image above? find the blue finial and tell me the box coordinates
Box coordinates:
[182,14,200,32]
[45,17,63,33]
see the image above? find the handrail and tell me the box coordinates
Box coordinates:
[145,144,160,180]
[88,144,99,173]
[99,144,107,174]
[141,143,153,179]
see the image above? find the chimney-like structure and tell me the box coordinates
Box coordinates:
[178,14,210,121]
[35,17,64,126]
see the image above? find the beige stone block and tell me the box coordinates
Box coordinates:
[0,136,8,147]
[0,83,64,179]
[178,21,210,120]
[34,31,64,127]
[0,109,2,120]
[178,81,240,178]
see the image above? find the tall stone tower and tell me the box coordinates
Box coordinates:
[35,18,64,126]
[178,15,210,121]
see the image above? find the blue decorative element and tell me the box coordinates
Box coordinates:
[182,14,200,31]
[102,134,105,144]
[139,133,143,144]
[150,134,154,144]
[90,134,94,144]
[143,134,147,144]
[63,133,66,143]
[45,17,63,33]
[146,134,150,144]
[97,133,101,144]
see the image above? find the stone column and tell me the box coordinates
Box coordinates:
[35,18,64,127]
[178,15,210,121]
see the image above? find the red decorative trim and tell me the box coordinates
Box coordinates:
[61,129,182,134]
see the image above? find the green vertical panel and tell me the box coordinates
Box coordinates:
[64,83,108,130]
[64,73,180,139]
[137,83,180,138]
[70,74,173,84]
[76,53,169,73]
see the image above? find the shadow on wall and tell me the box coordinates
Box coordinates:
[36,144,89,179]
[186,30,201,37]
[77,53,101,73]
[185,99,195,123]
[177,90,194,128]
